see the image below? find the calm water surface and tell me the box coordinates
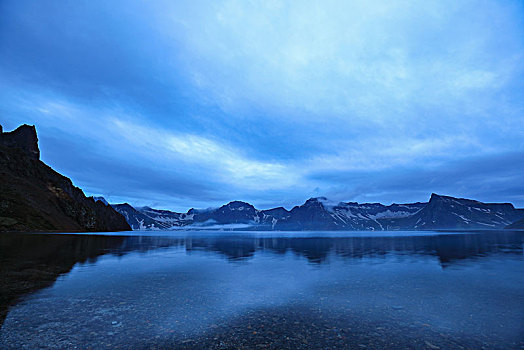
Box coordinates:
[0,230,523,349]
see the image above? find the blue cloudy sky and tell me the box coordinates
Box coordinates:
[1,0,524,211]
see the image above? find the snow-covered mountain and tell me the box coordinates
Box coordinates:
[274,197,425,230]
[112,203,170,230]
[386,193,524,230]
[110,194,524,231]
[139,206,194,227]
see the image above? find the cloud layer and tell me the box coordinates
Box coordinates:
[1,0,524,210]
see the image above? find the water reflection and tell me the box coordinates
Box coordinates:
[182,232,523,265]
[76,230,522,265]
[1,231,522,324]
[0,233,126,327]
[0,231,523,349]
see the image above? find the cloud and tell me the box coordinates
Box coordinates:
[0,91,308,209]
[1,0,524,209]
[110,118,300,189]
[307,151,524,205]
[158,0,524,120]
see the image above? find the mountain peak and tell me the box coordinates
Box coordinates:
[223,201,255,210]
[429,193,456,203]
[303,197,340,210]
[0,124,40,160]
[115,203,135,210]
[93,196,109,206]
[302,198,324,207]
[304,197,328,204]
[226,200,252,206]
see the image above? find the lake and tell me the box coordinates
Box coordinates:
[0,230,523,349]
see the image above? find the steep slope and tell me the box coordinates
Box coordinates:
[389,193,523,230]
[188,201,268,228]
[139,206,193,227]
[506,218,524,229]
[258,207,291,229]
[274,198,425,230]
[112,204,170,230]
[0,125,131,232]
[92,196,109,206]
[111,204,196,230]
[328,201,425,230]
[275,198,342,230]
[114,202,292,230]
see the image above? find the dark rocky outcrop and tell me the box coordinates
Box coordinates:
[0,124,40,160]
[0,124,131,232]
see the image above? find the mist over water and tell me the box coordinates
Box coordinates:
[1,231,523,349]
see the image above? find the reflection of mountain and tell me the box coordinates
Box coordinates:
[97,231,523,266]
[1,231,522,327]
[180,232,524,266]
[0,233,126,327]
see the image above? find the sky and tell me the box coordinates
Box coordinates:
[1,0,524,211]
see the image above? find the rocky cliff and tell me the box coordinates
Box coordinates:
[0,124,40,160]
[0,124,131,232]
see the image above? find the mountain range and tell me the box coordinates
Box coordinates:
[2,123,523,233]
[109,194,524,231]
